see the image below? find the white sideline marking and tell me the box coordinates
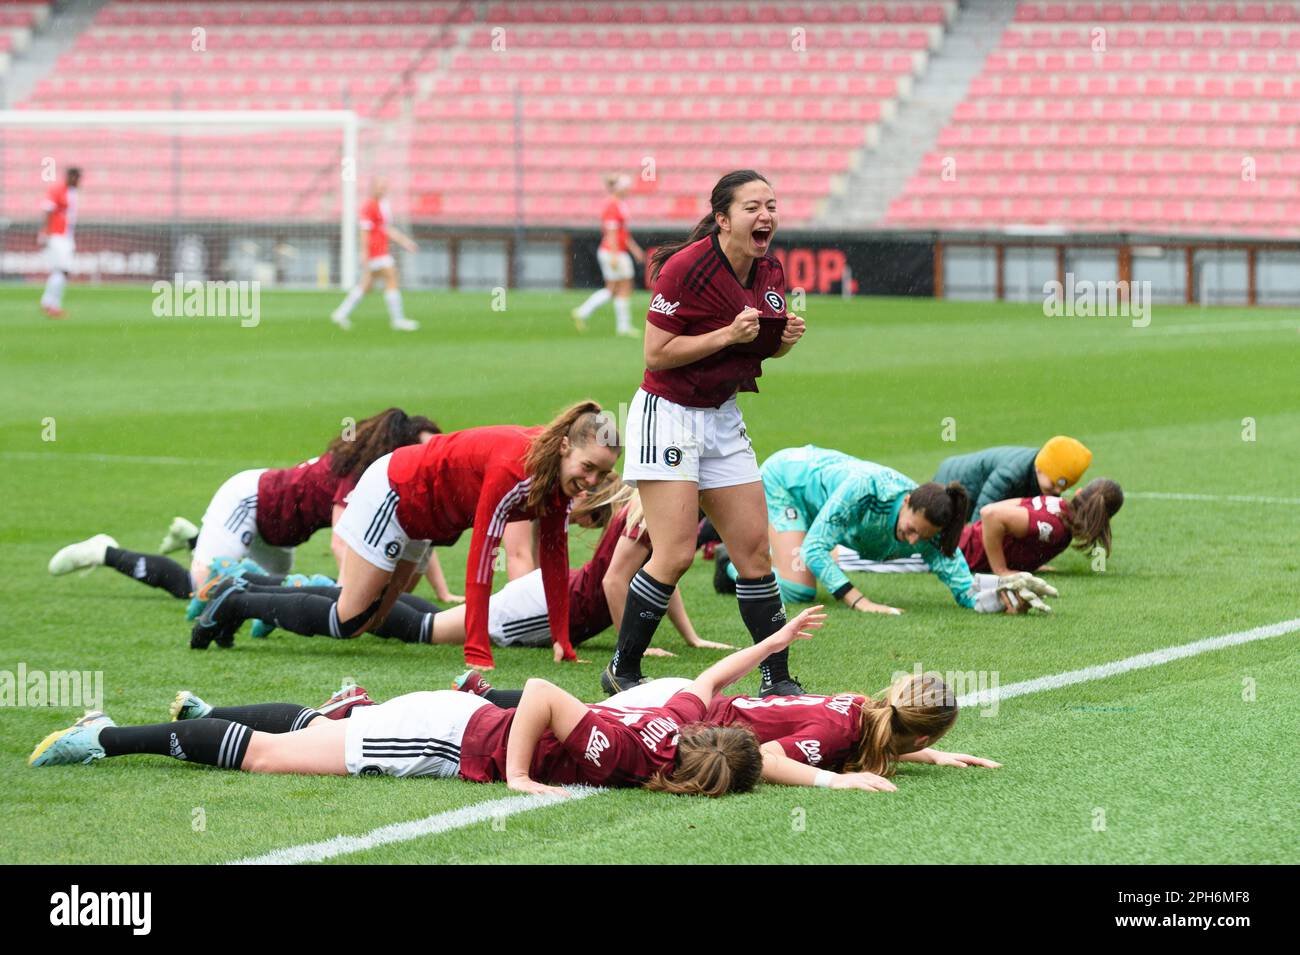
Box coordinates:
[230,617,1300,865]
[227,787,600,866]
[957,617,1300,710]
[1126,491,1300,505]
[1138,318,1298,336]
[0,450,236,467]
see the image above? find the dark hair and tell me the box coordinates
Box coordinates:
[644,724,763,797]
[325,408,440,480]
[1068,478,1123,554]
[523,400,622,516]
[67,167,82,183]
[906,481,969,557]
[648,169,771,282]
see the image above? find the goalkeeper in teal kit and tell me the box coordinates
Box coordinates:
[716,446,1057,615]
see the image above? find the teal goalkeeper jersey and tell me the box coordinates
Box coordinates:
[764,446,978,608]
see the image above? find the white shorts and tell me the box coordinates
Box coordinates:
[622,388,760,490]
[603,677,692,710]
[487,568,552,647]
[46,234,75,272]
[334,453,431,572]
[367,254,395,271]
[344,691,488,778]
[597,247,634,283]
[192,468,295,574]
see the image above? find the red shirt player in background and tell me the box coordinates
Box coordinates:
[572,173,645,337]
[190,402,622,668]
[39,166,80,318]
[604,170,807,698]
[331,176,420,332]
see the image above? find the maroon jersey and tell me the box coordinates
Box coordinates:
[642,234,788,409]
[705,692,867,769]
[387,426,571,667]
[458,690,706,787]
[961,495,1073,573]
[254,454,357,548]
[568,504,652,644]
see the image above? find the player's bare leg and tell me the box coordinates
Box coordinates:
[613,277,638,338]
[573,278,615,331]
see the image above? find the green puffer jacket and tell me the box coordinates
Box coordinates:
[933,446,1039,520]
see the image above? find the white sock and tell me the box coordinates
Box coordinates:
[613,296,632,332]
[576,287,611,318]
[42,271,66,308]
[334,286,364,319]
[384,288,406,323]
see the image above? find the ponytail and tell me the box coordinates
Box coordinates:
[523,400,622,515]
[326,407,440,480]
[1068,478,1124,554]
[645,724,762,797]
[648,169,772,282]
[907,481,970,557]
[843,673,957,778]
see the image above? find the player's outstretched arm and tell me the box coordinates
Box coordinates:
[504,678,589,797]
[899,748,1002,769]
[759,741,897,792]
[978,501,1031,577]
[685,606,825,704]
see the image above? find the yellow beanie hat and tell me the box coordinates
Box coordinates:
[1035,436,1092,491]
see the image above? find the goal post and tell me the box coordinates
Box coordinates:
[0,109,360,288]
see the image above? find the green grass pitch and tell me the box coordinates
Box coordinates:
[1,284,1297,864]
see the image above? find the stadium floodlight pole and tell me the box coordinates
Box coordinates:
[0,109,360,288]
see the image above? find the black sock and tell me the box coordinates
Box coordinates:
[397,592,440,614]
[100,719,251,769]
[610,569,674,680]
[697,517,721,548]
[242,572,288,586]
[186,535,198,551]
[370,600,433,644]
[484,688,524,708]
[736,574,789,685]
[223,587,335,636]
[104,547,192,599]
[207,703,319,733]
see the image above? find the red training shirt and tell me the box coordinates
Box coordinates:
[706,692,867,769]
[961,495,1073,573]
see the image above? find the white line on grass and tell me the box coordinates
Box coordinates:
[231,617,1300,865]
[227,787,600,865]
[957,617,1300,710]
[1126,491,1300,505]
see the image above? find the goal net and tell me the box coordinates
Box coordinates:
[0,110,361,288]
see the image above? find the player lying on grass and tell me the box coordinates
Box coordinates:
[28,609,831,798]
[422,480,729,657]
[451,667,999,792]
[934,436,1092,522]
[189,402,621,667]
[714,445,1057,615]
[46,407,457,600]
[840,479,1124,579]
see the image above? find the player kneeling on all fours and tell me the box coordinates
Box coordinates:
[28,608,832,799]
[45,409,461,633]
[188,403,620,668]
[331,176,419,332]
[715,445,1057,615]
[837,479,1124,606]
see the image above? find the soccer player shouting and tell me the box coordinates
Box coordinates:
[39,166,80,318]
[189,402,621,668]
[331,177,420,332]
[572,173,645,337]
[604,170,806,697]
